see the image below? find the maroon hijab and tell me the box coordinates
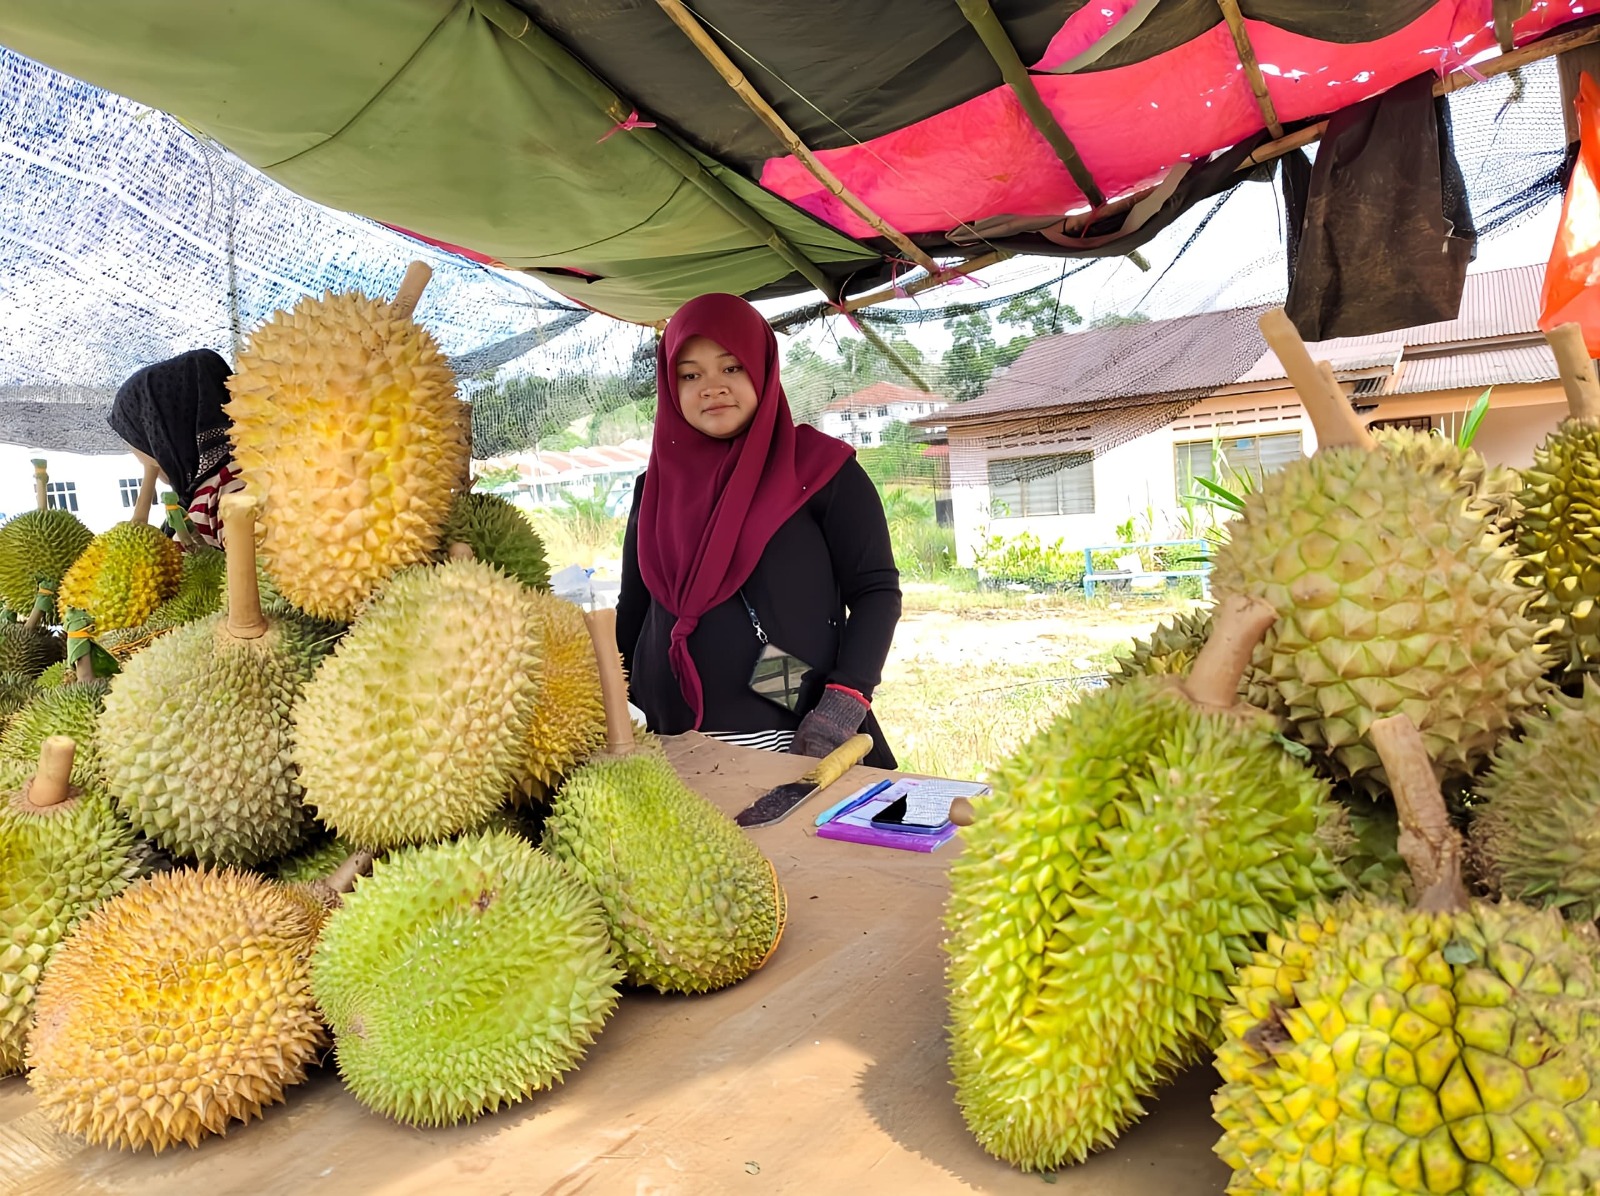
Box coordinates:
[637,293,853,728]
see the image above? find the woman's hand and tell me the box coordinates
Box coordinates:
[790,686,870,758]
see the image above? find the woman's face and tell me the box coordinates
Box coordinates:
[675,335,759,439]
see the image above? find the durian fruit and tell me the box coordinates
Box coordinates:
[1,737,138,1074]
[57,522,182,632]
[0,673,34,731]
[0,618,63,678]
[226,262,471,622]
[1107,606,1283,712]
[1517,323,1600,677]
[98,546,228,661]
[31,660,70,690]
[1212,713,1600,1195]
[0,508,92,616]
[294,557,541,849]
[26,866,328,1151]
[98,497,325,866]
[1373,425,1523,528]
[442,491,549,591]
[543,608,786,993]
[944,596,1341,1171]
[312,830,621,1126]
[272,832,363,885]
[1210,310,1549,789]
[0,679,109,785]
[518,592,608,796]
[1469,678,1600,920]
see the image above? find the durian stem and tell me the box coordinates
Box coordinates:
[219,494,267,640]
[73,654,94,685]
[1369,714,1469,913]
[448,541,475,562]
[161,491,196,548]
[131,461,158,526]
[1180,594,1278,710]
[1258,308,1375,451]
[31,458,46,512]
[391,261,432,321]
[1545,322,1600,425]
[27,736,76,808]
[307,850,377,909]
[22,605,43,632]
[585,606,636,754]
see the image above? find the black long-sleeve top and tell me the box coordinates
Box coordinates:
[616,457,902,769]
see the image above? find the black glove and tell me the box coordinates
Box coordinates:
[790,686,870,758]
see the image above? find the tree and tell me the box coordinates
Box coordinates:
[998,291,1081,338]
[1090,311,1151,329]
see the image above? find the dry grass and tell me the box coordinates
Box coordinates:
[874,595,1197,781]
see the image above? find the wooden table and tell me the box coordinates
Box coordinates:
[0,734,1231,1195]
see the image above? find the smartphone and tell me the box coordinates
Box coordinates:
[869,795,951,834]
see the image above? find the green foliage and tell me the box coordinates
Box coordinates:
[472,465,520,492]
[857,422,938,488]
[877,485,957,581]
[1456,387,1493,449]
[973,532,1098,590]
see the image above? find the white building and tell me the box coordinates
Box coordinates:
[0,444,153,531]
[477,439,651,517]
[816,382,947,448]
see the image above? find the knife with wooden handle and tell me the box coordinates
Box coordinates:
[733,733,875,828]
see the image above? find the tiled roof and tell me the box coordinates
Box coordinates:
[821,381,947,414]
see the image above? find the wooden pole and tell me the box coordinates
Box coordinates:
[955,0,1104,207]
[473,0,844,301]
[220,494,267,640]
[1216,0,1283,138]
[654,0,938,273]
[130,461,159,526]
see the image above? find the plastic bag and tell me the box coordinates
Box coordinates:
[1540,71,1600,353]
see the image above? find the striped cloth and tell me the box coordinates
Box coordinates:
[701,728,795,754]
[186,462,245,549]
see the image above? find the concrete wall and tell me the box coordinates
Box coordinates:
[0,445,148,532]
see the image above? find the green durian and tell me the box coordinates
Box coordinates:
[0,621,63,678]
[441,492,549,591]
[0,673,34,732]
[0,737,139,1074]
[97,499,326,866]
[0,508,92,616]
[542,610,786,994]
[1373,425,1522,528]
[1210,310,1550,790]
[99,546,230,661]
[312,830,621,1127]
[57,522,182,632]
[294,558,541,849]
[944,596,1341,1171]
[1469,679,1600,919]
[31,661,70,690]
[272,833,362,885]
[0,680,109,785]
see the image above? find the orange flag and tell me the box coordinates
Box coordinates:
[1541,71,1600,354]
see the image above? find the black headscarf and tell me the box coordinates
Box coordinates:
[107,349,234,505]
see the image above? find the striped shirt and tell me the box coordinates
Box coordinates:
[186,463,245,550]
[701,729,795,754]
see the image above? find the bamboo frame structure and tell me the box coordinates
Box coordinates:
[1216,0,1283,138]
[475,0,843,300]
[654,0,938,273]
[954,0,1105,207]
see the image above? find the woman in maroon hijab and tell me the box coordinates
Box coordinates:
[616,293,901,768]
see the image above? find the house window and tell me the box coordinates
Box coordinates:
[119,477,143,508]
[859,431,874,446]
[45,481,78,512]
[987,453,1094,518]
[1175,431,1303,497]
[1370,415,1433,433]
[876,405,889,417]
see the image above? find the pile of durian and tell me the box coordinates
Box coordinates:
[945,310,1600,1193]
[0,264,786,1152]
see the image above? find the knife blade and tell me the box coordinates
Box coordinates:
[733,733,875,828]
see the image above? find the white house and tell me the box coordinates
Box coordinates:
[816,382,947,448]
[0,444,154,531]
[477,439,651,516]
[914,264,1569,568]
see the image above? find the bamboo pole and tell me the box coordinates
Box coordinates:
[1216,0,1283,138]
[473,0,843,301]
[653,0,938,273]
[854,320,932,393]
[955,0,1104,207]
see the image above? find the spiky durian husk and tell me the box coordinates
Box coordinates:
[0,769,138,1074]
[442,492,550,591]
[271,833,360,885]
[0,680,109,785]
[0,673,33,733]
[1374,426,1523,528]
[1107,608,1284,713]
[30,661,70,690]
[1210,442,1550,789]
[0,622,63,678]
[312,831,620,1126]
[26,868,327,1151]
[0,509,92,614]
[98,613,326,866]
[943,680,1340,1170]
[294,560,540,849]
[100,546,232,661]
[517,593,607,794]
[226,289,470,623]
[1213,898,1600,1194]
[544,752,785,994]
[1517,418,1600,676]
[57,522,182,632]
[1469,680,1600,919]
